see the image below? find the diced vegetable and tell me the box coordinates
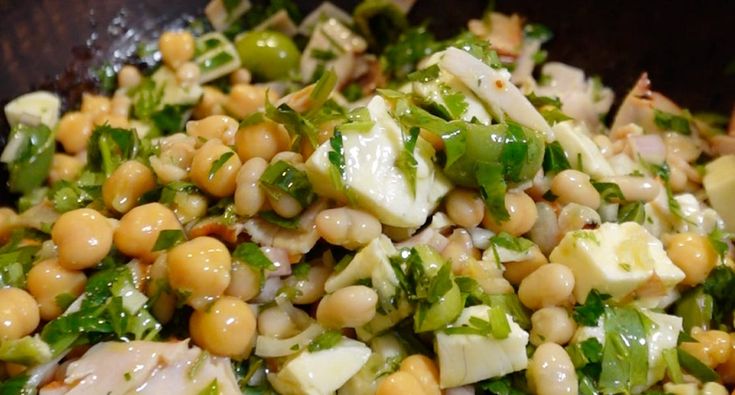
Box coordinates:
[195,32,242,83]
[235,30,300,81]
[4,91,60,128]
[1,123,55,194]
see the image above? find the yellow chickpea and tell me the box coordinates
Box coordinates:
[230,68,252,85]
[159,30,195,69]
[189,296,256,358]
[503,246,548,285]
[445,188,485,228]
[551,169,601,209]
[110,92,131,118]
[27,258,87,320]
[186,115,239,146]
[224,84,275,119]
[114,203,183,262]
[193,86,227,119]
[518,263,575,310]
[717,334,735,384]
[147,254,176,324]
[666,232,718,286]
[168,237,231,305]
[176,61,201,85]
[399,355,441,395]
[235,121,291,162]
[681,329,732,368]
[48,153,84,183]
[172,192,208,224]
[315,207,382,250]
[0,287,40,340]
[190,140,242,198]
[376,371,427,395]
[483,191,538,236]
[80,93,111,117]
[316,285,378,328]
[56,112,93,154]
[225,263,261,302]
[102,161,157,214]
[52,208,113,270]
[117,65,142,89]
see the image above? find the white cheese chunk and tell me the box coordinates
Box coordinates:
[4,91,60,128]
[269,337,371,395]
[305,96,451,227]
[549,222,685,303]
[704,155,735,232]
[436,305,529,388]
[552,120,614,178]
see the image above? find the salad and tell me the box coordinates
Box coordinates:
[1,0,734,394]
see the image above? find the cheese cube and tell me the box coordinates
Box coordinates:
[549,222,685,302]
[4,91,60,128]
[305,96,451,228]
[704,155,735,232]
[269,338,371,395]
[552,121,614,178]
[436,305,529,388]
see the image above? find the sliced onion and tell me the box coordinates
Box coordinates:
[0,131,26,163]
[628,134,666,164]
[262,247,291,277]
[254,323,324,358]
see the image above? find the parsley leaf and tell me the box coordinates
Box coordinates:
[308,330,342,352]
[209,152,235,180]
[598,307,649,393]
[395,127,420,196]
[259,160,315,208]
[476,162,509,223]
[407,64,440,83]
[1,123,55,194]
[707,227,731,261]
[327,131,351,198]
[678,348,720,382]
[265,99,318,147]
[542,140,571,174]
[618,201,646,224]
[87,124,140,176]
[592,182,625,203]
[260,210,300,229]
[152,229,186,251]
[489,232,535,253]
[653,109,691,135]
[232,243,276,271]
[573,290,610,326]
[382,26,442,81]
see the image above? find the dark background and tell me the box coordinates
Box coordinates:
[0,0,733,201]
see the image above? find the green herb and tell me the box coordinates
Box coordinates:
[259,160,315,208]
[232,243,276,271]
[197,379,220,395]
[0,374,33,394]
[573,290,610,326]
[653,109,691,135]
[234,0,301,35]
[499,122,534,182]
[188,350,210,379]
[353,0,408,52]
[445,306,509,339]
[532,49,548,64]
[450,32,502,69]
[0,244,39,288]
[407,64,440,83]
[327,131,350,196]
[87,124,141,176]
[476,162,509,222]
[440,86,469,120]
[160,181,200,204]
[674,287,714,333]
[662,348,684,384]
[55,293,77,311]
[592,182,625,203]
[524,23,553,42]
[598,307,649,393]
[618,201,646,224]
[307,69,338,118]
[291,262,310,279]
[208,152,235,180]
[152,229,186,251]
[260,210,300,229]
[308,330,343,352]
[479,375,528,395]
[265,99,318,147]
[130,78,163,120]
[678,348,720,382]
[489,232,535,253]
[702,266,735,329]
[538,105,573,125]
[124,371,132,381]
[0,335,52,366]
[151,105,191,134]
[395,127,420,196]
[95,63,117,94]
[707,227,731,261]
[542,140,571,174]
[566,337,603,370]
[311,48,337,61]
[1,123,55,194]
[381,25,442,81]
[342,83,364,102]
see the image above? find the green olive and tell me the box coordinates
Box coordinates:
[235,31,300,81]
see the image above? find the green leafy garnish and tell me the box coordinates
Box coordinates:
[151,104,191,134]
[653,109,691,135]
[327,131,351,197]
[265,99,318,147]
[573,290,610,326]
[259,210,300,229]
[395,127,420,196]
[592,182,625,203]
[407,64,440,83]
[152,229,186,251]
[0,336,52,366]
[232,242,276,271]
[130,78,164,120]
[308,330,343,352]
[618,201,646,224]
[353,0,408,52]
[209,152,235,180]
[259,160,315,208]
[197,379,220,395]
[542,140,571,174]
[476,162,509,223]
[598,307,649,393]
[382,25,442,81]
[1,123,55,194]
[707,227,732,261]
[678,347,719,382]
[87,124,141,176]
[489,232,535,253]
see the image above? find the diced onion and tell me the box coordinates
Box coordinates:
[254,323,324,358]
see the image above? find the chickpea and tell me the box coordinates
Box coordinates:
[225,84,274,120]
[315,208,382,250]
[399,355,441,395]
[230,68,252,85]
[117,65,142,89]
[27,258,86,320]
[0,208,19,243]
[52,208,113,270]
[110,91,131,118]
[666,232,718,286]
[445,188,485,228]
[604,176,660,202]
[557,203,601,235]
[0,287,40,340]
[235,121,291,162]
[503,246,548,285]
[56,112,93,154]
[483,191,538,236]
[529,202,561,255]
[172,192,208,224]
[234,157,269,217]
[257,305,307,338]
[80,93,111,117]
[190,139,242,198]
[189,296,256,358]
[551,169,601,209]
[717,333,735,384]
[316,285,378,328]
[442,229,480,270]
[268,193,303,219]
[701,382,728,395]
[530,307,577,346]
[193,86,227,119]
[176,61,200,86]
[102,161,156,214]
[159,30,195,69]
[226,263,261,302]
[114,203,183,262]
[681,329,732,368]
[48,153,83,183]
[527,343,578,395]
[518,263,575,310]
[168,237,231,305]
[147,254,176,324]
[186,115,239,146]
[284,265,331,305]
[376,371,427,395]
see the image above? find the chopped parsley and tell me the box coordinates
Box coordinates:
[152,229,186,251]
[308,330,342,352]
[208,152,235,180]
[232,243,276,271]
[259,160,315,208]
[653,108,692,135]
